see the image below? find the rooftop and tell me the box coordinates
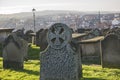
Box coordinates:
[0,28,14,32]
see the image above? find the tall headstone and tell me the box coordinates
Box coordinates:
[101,28,120,68]
[2,33,28,69]
[40,23,82,80]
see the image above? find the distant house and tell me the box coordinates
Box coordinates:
[0,28,14,43]
[111,14,120,28]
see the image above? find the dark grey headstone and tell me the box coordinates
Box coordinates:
[40,23,82,80]
[2,33,28,69]
[92,28,101,36]
[25,30,34,43]
[36,29,48,51]
[101,34,120,68]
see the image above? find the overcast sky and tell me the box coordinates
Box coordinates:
[0,0,120,14]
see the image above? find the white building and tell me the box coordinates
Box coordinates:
[111,14,120,28]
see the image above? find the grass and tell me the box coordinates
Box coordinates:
[0,45,120,80]
[81,65,120,80]
[0,58,40,80]
[28,45,40,60]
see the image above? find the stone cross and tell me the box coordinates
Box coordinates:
[40,23,81,80]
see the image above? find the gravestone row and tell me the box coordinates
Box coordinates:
[1,23,82,80]
[2,23,120,80]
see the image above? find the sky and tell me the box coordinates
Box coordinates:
[0,0,120,14]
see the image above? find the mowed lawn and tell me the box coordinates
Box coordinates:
[0,46,120,80]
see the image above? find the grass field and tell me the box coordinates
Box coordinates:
[0,45,120,80]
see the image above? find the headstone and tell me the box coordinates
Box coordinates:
[82,29,101,40]
[101,28,110,36]
[40,23,82,80]
[82,32,95,40]
[80,39,102,64]
[92,28,101,36]
[36,29,44,46]
[2,33,28,69]
[101,28,120,68]
[25,30,34,43]
[77,28,85,33]
[36,29,48,51]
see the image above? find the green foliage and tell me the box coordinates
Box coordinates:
[81,65,120,80]
[0,58,40,80]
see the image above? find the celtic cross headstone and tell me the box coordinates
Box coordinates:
[40,23,81,80]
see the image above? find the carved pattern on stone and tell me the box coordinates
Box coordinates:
[40,23,79,80]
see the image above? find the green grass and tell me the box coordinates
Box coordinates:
[81,65,120,80]
[0,45,120,80]
[28,45,40,60]
[0,58,40,80]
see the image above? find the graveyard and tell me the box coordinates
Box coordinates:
[0,0,120,79]
[0,23,120,80]
[0,45,120,80]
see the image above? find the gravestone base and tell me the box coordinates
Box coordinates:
[3,60,23,69]
[44,78,77,80]
[82,56,101,64]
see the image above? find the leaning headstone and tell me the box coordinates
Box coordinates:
[101,28,120,68]
[2,33,27,69]
[40,23,82,80]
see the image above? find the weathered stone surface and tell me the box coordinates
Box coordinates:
[101,28,110,36]
[78,36,104,64]
[2,33,28,69]
[82,28,102,40]
[40,23,82,80]
[92,28,101,36]
[25,30,34,43]
[101,33,120,68]
[36,29,48,51]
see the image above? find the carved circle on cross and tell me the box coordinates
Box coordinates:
[47,23,72,49]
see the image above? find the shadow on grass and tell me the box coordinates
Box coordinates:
[28,46,40,60]
[81,77,106,80]
[82,56,101,65]
[16,69,39,76]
